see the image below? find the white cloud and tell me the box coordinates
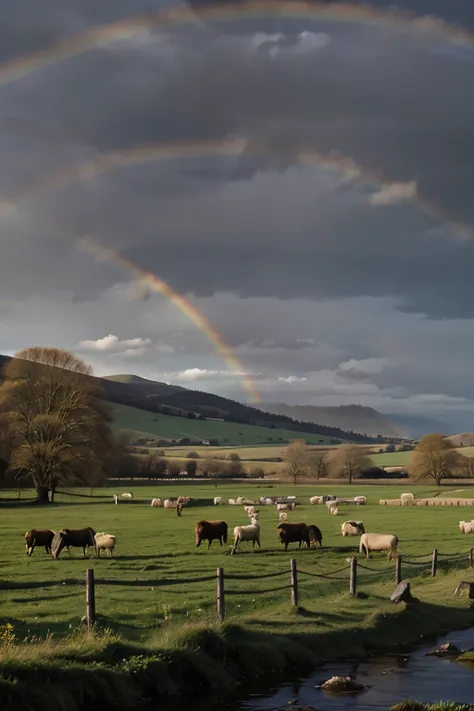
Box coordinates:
[278,375,308,383]
[176,368,219,381]
[370,181,417,206]
[78,334,152,353]
[338,358,394,375]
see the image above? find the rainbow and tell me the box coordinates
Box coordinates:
[0,1,473,88]
[1,136,473,241]
[78,236,262,404]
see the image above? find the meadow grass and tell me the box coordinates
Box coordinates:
[2,482,474,709]
[1,482,474,639]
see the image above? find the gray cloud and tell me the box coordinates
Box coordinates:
[0,1,473,430]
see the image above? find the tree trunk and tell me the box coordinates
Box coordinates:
[35,486,51,503]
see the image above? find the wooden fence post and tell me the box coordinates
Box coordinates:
[85,569,96,632]
[290,559,298,607]
[216,567,225,621]
[431,548,438,577]
[395,556,402,585]
[470,549,474,568]
[350,557,357,595]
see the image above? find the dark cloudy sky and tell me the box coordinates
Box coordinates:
[1,0,474,433]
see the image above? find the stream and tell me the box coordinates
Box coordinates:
[232,628,474,711]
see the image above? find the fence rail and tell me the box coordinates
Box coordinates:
[79,546,474,627]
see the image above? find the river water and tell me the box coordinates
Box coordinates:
[189,627,474,711]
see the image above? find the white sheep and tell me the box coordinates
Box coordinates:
[310,496,323,505]
[151,498,162,507]
[277,503,295,511]
[360,532,398,560]
[231,517,261,555]
[245,505,256,516]
[163,499,175,509]
[279,511,288,523]
[214,496,222,506]
[229,498,236,505]
[459,520,474,533]
[354,496,367,505]
[95,532,116,557]
[265,497,273,506]
[120,492,133,499]
[330,506,339,515]
[341,520,365,536]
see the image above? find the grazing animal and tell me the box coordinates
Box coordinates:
[459,521,474,533]
[228,498,236,505]
[279,511,288,523]
[24,529,55,556]
[195,520,228,549]
[360,532,398,560]
[177,503,183,517]
[354,496,367,505]
[330,506,339,515]
[214,497,222,505]
[94,532,116,557]
[310,496,323,505]
[277,503,295,511]
[120,492,133,499]
[277,522,310,551]
[307,524,323,547]
[52,527,96,559]
[341,521,365,536]
[151,498,162,507]
[231,517,261,554]
[163,499,175,509]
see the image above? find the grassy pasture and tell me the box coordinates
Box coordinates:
[112,403,343,446]
[1,482,474,642]
[371,446,474,468]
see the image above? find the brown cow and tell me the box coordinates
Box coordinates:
[195,520,228,549]
[277,522,310,551]
[24,529,55,556]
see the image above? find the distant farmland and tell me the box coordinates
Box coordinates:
[111,403,345,446]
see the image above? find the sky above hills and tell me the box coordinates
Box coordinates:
[0,1,473,431]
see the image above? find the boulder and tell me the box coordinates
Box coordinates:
[426,642,463,658]
[317,676,367,693]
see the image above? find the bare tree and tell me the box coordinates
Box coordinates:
[461,455,474,479]
[284,440,310,485]
[408,433,463,486]
[0,347,114,503]
[327,445,372,484]
[307,450,329,481]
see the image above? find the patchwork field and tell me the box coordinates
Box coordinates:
[1,482,474,642]
[112,403,345,446]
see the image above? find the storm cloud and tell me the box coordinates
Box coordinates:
[0,0,473,431]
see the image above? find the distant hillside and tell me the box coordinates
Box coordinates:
[387,413,451,439]
[260,403,401,438]
[446,432,474,447]
[0,356,380,443]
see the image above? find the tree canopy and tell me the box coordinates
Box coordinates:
[408,433,462,486]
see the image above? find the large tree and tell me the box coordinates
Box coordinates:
[327,445,372,484]
[307,450,329,481]
[408,433,462,486]
[284,440,310,485]
[0,347,114,502]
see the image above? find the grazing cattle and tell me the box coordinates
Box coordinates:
[151,498,162,507]
[24,529,55,556]
[277,522,310,551]
[231,517,261,555]
[195,520,228,549]
[341,521,365,536]
[360,532,398,560]
[307,524,323,548]
[94,532,116,557]
[52,527,96,559]
[459,520,474,533]
[354,496,367,505]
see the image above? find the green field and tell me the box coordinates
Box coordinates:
[2,482,474,640]
[112,403,344,446]
[371,446,474,469]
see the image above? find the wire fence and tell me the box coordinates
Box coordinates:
[74,546,474,628]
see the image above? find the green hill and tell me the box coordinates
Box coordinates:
[112,403,343,446]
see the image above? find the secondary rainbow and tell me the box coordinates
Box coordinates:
[0,1,473,88]
[78,237,262,404]
[1,136,473,242]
